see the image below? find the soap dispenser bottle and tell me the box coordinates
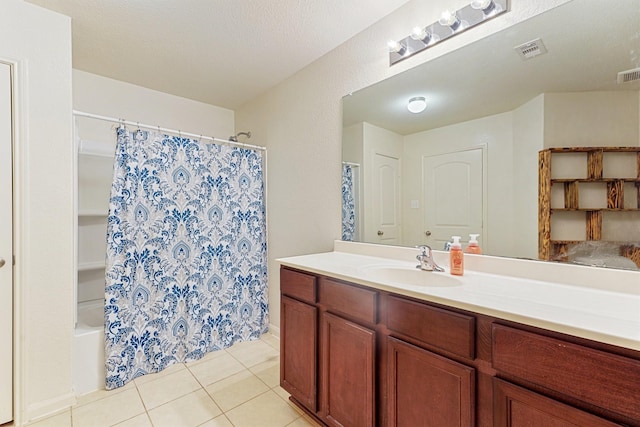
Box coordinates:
[465,234,482,254]
[449,236,464,276]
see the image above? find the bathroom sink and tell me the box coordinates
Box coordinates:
[361,266,462,287]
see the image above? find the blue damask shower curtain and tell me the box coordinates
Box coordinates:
[342,164,356,241]
[104,128,268,389]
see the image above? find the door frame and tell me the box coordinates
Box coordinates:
[1,56,29,426]
[0,59,15,426]
[421,145,488,249]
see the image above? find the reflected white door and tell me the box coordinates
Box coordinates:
[423,149,483,250]
[372,153,400,245]
[0,62,13,424]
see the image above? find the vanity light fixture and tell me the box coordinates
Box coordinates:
[388,0,509,66]
[407,96,427,113]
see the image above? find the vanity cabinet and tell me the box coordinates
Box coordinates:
[280,266,640,427]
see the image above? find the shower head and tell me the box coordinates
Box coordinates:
[229,131,252,142]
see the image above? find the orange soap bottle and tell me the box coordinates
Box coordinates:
[465,234,482,254]
[449,236,464,276]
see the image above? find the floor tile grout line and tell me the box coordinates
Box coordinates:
[132,379,152,425]
[199,361,278,414]
[137,370,208,414]
[216,387,274,416]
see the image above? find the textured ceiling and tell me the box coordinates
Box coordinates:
[25,0,412,109]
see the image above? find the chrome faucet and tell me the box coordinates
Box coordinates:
[416,245,444,272]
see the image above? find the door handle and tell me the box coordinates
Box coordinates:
[0,258,5,268]
[377,230,384,236]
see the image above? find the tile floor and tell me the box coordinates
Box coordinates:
[28,334,320,427]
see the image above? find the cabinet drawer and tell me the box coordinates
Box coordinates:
[281,267,316,304]
[493,378,620,427]
[386,295,475,359]
[319,278,377,325]
[492,324,640,421]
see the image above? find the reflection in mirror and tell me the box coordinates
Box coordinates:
[342,0,640,271]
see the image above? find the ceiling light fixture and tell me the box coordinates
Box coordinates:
[388,0,509,66]
[407,96,427,113]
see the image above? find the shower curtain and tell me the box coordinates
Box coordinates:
[342,164,356,241]
[104,128,268,389]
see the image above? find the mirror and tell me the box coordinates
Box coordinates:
[342,0,640,270]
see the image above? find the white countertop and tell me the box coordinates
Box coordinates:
[277,242,640,351]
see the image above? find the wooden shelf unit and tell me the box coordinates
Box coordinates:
[538,147,640,264]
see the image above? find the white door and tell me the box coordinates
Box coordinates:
[371,153,401,245]
[0,62,13,424]
[423,149,483,250]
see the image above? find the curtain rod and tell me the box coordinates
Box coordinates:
[342,161,360,167]
[73,110,266,152]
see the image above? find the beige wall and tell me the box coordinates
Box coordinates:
[1,0,74,423]
[236,0,572,329]
[512,94,545,259]
[73,70,235,144]
[544,91,640,148]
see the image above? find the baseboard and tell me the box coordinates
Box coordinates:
[268,323,280,338]
[25,392,76,425]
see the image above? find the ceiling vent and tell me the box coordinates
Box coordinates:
[617,67,640,84]
[514,38,548,60]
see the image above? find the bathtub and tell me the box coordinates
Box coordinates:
[73,299,105,396]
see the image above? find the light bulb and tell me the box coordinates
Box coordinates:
[387,40,406,55]
[407,96,427,114]
[439,10,461,31]
[470,0,492,9]
[410,27,433,45]
[470,0,501,16]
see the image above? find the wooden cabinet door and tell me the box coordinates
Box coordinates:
[281,295,318,412]
[493,379,620,427]
[388,337,475,427]
[321,312,375,427]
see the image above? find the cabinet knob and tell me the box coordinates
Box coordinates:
[0,258,5,268]
[425,231,432,236]
[377,230,384,236]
